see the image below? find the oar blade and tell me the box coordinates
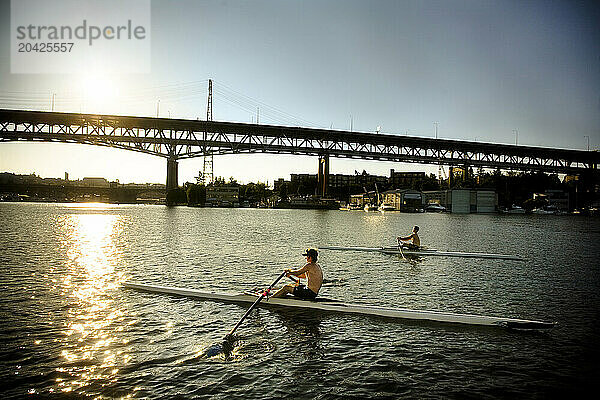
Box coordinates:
[202,337,235,358]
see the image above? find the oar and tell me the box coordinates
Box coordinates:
[396,238,406,260]
[203,271,287,357]
[226,270,287,338]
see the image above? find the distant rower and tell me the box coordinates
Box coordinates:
[398,226,420,249]
[271,249,323,300]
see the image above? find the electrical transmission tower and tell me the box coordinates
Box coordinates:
[202,79,214,186]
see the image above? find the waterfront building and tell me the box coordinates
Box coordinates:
[273,178,288,192]
[389,170,426,188]
[382,189,423,212]
[423,189,497,213]
[81,177,110,187]
[349,193,367,207]
[205,185,240,207]
[289,172,388,195]
[349,191,380,207]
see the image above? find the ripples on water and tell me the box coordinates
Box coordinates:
[0,203,598,398]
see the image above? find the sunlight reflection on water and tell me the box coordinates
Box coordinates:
[54,212,129,395]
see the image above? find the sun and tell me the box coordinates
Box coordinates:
[80,74,119,114]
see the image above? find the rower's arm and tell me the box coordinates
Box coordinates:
[287,264,309,278]
[398,234,412,241]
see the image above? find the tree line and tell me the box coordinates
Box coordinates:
[167,177,272,206]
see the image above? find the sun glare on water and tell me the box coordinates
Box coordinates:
[53,212,133,395]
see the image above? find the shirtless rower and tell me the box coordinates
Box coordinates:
[271,249,323,300]
[397,226,421,250]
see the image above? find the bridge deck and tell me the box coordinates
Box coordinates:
[1,109,598,174]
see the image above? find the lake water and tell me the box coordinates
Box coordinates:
[1,202,598,399]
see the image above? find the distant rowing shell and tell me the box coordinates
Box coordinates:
[318,245,525,261]
[124,282,555,331]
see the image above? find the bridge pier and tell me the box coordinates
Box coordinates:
[166,156,179,193]
[166,156,180,205]
[318,155,329,197]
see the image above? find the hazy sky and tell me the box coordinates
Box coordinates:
[1,0,599,184]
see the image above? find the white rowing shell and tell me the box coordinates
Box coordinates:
[124,282,554,331]
[318,245,525,261]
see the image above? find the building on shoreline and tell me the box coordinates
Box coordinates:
[282,170,425,197]
[0,172,166,203]
[389,170,426,188]
[423,189,497,213]
[81,177,110,187]
[382,189,424,212]
[205,185,239,207]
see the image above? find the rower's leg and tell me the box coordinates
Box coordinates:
[271,284,294,298]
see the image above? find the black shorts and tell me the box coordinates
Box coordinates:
[292,284,317,300]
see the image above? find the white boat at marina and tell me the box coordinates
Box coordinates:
[378,203,396,212]
[339,202,354,211]
[505,205,526,214]
[123,282,555,331]
[319,245,524,261]
[425,203,446,212]
[532,205,563,215]
[364,204,378,212]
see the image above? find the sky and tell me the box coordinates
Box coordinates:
[0,0,599,185]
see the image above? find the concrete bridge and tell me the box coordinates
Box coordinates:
[1,109,598,192]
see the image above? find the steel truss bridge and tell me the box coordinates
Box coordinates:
[1,109,598,189]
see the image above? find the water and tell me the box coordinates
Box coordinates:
[0,202,598,399]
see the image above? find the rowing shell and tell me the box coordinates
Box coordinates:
[318,245,525,261]
[123,282,554,331]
